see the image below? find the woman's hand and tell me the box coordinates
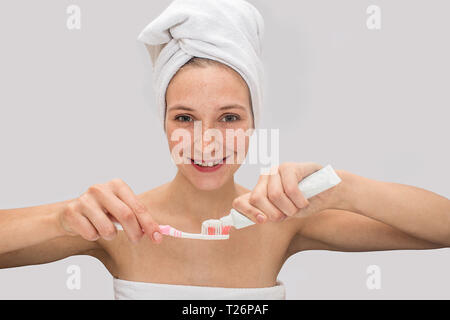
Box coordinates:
[58,179,162,244]
[232,162,338,223]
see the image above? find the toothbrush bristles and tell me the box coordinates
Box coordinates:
[201,219,231,236]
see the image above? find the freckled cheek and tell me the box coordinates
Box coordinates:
[166,128,195,164]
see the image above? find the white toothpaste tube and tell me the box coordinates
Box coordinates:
[219,164,342,229]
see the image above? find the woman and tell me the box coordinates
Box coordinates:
[0,0,449,299]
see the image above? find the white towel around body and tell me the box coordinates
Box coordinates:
[113,278,286,300]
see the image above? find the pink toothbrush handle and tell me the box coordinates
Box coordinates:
[159,225,173,235]
[159,225,184,237]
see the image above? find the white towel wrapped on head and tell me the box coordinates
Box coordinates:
[137,0,265,129]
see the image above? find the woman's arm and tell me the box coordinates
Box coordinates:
[291,170,450,252]
[231,162,450,253]
[0,200,101,268]
[0,199,77,254]
[0,179,163,269]
[288,208,446,254]
[332,170,450,246]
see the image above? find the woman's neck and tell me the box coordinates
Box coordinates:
[164,171,241,224]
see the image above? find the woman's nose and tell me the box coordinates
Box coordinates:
[192,121,223,158]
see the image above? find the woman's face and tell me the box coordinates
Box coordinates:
[165,63,253,191]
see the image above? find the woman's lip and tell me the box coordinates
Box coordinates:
[189,156,230,173]
[189,156,230,165]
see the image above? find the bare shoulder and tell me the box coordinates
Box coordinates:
[137,183,171,209]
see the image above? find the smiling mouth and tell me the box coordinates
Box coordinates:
[189,156,230,167]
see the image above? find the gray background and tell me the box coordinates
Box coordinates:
[0,0,449,299]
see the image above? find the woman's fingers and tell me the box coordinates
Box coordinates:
[113,180,162,243]
[236,163,325,224]
[62,201,100,241]
[87,180,143,244]
[232,193,266,224]
[248,174,287,222]
[77,194,117,241]
[267,167,299,216]
[278,163,309,210]
[62,178,163,244]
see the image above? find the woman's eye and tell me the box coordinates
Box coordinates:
[221,114,240,122]
[175,115,193,122]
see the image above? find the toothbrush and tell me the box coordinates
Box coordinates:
[113,220,231,240]
[113,164,341,240]
[159,220,231,240]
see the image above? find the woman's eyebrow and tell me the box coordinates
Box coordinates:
[167,105,194,112]
[219,104,246,111]
[167,104,246,112]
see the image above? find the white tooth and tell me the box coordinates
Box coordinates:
[207,162,213,167]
